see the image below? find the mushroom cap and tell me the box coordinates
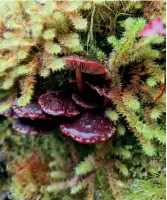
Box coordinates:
[0,109,19,118]
[13,101,48,120]
[72,93,98,109]
[12,118,53,135]
[38,91,80,117]
[86,81,109,97]
[60,112,116,144]
[86,81,122,101]
[11,109,19,118]
[62,55,106,74]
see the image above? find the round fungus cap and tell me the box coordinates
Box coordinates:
[13,101,48,120]
[5,109,18,118]
[60,112,116,144]
[62,55,106,74]
[86,81,122,101]
[12,118,53,135]
[11,109,19,119]
[72,93,98,109]
[38,91,80,117]
[86,81,109,98]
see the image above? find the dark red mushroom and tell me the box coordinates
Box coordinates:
[85,81,111,106]
[13,100,48,120]
[60,112,116,144]
[72,93,98,109]
[11,109,19,118]
[12,118,53,135]
[38,91,80,117]
[86,81,108,98]
[62,55,106,93]
[0,108,19,118]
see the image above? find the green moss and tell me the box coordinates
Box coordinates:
[0,1,165,200]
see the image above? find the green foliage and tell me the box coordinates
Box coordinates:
[121,174,166,200]
[50,171,67,180]
[116,123,126,136]
[71,16,88,30]
[43,29,55,40]
[75,155,95,175]
[122,92,140,112]
[146,77,157,87]
[71,180,87,194]
[45,43,62,55]
[0,91,16,112]
[107,17,165,156]
[0,0,87,106]
[17,75,36,106]
[47,58,65,72]
[105,108,119,121]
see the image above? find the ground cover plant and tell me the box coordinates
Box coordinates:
[0,1,166,200]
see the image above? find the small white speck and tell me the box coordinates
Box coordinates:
[85,125,92,129]
[76,138,82,142]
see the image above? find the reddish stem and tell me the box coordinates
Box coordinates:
[103,97,110,107]
[76,68,84,93]
[154,72,166,102]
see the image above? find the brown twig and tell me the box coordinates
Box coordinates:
[154,72,166,102]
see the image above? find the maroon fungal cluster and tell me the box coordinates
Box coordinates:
[0,55,116,144]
